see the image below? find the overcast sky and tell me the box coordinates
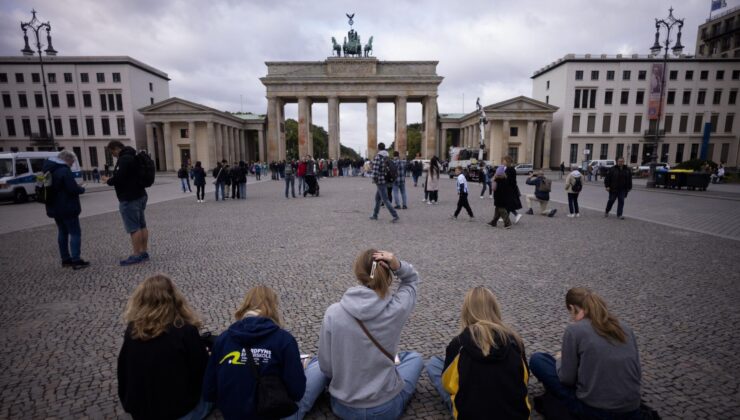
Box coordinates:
[1,0,736,155]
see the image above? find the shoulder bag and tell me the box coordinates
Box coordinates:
[244,347,298,418]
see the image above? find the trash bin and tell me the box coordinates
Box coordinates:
[686,173,710,191]
[666,171,688,189]
[654,171,667,188]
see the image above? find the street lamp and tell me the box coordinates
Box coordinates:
[646,7,683,188]
[21,9,58,150]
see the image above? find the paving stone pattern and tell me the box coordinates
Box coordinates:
[0,176,738,419]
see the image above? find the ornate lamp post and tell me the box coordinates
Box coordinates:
[21,9,58,149]
[646,7,683,188]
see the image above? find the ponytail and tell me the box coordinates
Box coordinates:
[353,249,393,299]
[566,287,626,343]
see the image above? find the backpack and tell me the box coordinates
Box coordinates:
[572,177,583,193]
[35,170,55,204]
[136,150,156,188]
[539,177,552,193]
[384,157,398,183]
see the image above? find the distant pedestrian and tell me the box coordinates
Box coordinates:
[237,161,247,199]
[488,166,512,228]
[587,164,593,182]
[369,142,399,222]
[604,157,632,219]
[230,162,241,199]
[254,161,262,180]
[222,161,231,198]
[503,156,523,224]
[525,171,557,217]
[191,161,206,203]
[212,162,227,201]
[43,150,89,269]
[593,163,601,182]
[565,169,583,218]
[426,156,442,204]
[284,159,296,198]
[412,153,423,187]
[452,167,474,220]
[479,164,492,199]
[560,162,565,179]
[92,167,101,183]
[297,158,306,195]
[392,151,408,209]
[177,164,192,193]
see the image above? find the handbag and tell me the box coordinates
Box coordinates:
[245,346,298,418]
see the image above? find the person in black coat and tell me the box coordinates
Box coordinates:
[604,157,632,219]
[503,156,523,224]
[43,150,89,268]
[191,161,207,203]
[230,162,242,199]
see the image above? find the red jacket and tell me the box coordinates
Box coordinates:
[297,161,307,177]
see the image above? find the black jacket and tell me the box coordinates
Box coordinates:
[117,323,208,420]
[213,166,228,183]
[604,165,632,192]
[42,159,85,219]
[493,177,514,210]
[191,167,206,187]
[504,166,522,211]
[107,147,146,202]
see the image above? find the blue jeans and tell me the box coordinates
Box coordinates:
[180,178,191,192]
[424,356,452,413]
[297,176,304,194]
[605,190,626,216]
[215,182,224,200]
[54,217,81,262]
[285,176,296,197]
[392,182,407,207]
[177,398,213,420]
[331,351,423,420]
[284,357,330,420]
[373,184,398,218]
[239,182,247,199]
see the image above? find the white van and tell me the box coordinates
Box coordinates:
[0,152,82,203]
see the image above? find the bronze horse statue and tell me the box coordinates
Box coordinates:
[364,36,373,57]
[331,37,342,57]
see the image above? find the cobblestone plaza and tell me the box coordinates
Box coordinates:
[0,175,739,419]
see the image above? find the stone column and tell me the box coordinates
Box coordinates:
[266,98,278,162]
[145,122,156,158]
[155,124,165,170]
[525,120,535,165]
[328,96,340,160]
[298,97,311,159]
[424,96,437,159]
[367,96,378,157]
[214,123,222,162]
[502,120,510,159]
[488,121,496,163]
[440,128,447,158]
[543,121,552,169]
[188,121,197,164]
[395,96,407,157]
[163,122,173,171]
[230,127,237,162]
[222,125,229,162]
[238,129,245,161]
[258,128,265,162]
[206,121,216,169]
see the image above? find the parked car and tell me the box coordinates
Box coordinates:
[0,151,82,203]
[634,162,670,177]
[514,163,534,175]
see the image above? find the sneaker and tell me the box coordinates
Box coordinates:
[548,209,557,217]
[489,195,493,199]
[450,215,457,220]
[487,220,497,227]
[567,214,575,218]
[575,213,580,218]
[468,216,475,222]
[62,260,75,268]
[513,214,522,224]
[618,216,625,220]
[402,206,408,209]
[369,216,378,220]
[139,252,150,261]
[526,208,534,215]
[120,255,144,266]
[427,201,432,205]
[394,205,401,209]
[71,259,90,270]
[432,201,438,205]
[391,216,399,223]
[604,212,609,218]
[504,224,512,229]
[480,196,484,199]
[422,199,427,202]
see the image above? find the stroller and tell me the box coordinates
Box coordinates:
[304,175,320,197]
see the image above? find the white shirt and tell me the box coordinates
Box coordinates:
[456,173,469,194]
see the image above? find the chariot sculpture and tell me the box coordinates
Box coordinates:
[330,13,373,58]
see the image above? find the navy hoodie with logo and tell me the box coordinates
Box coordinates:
[202,316,306,420]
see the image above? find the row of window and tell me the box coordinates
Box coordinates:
[0,71,121,84]
[573,87,738,108]
[571,112,735,134]
[1,91,124,111]
[572,69,739,82]
[568,142,732,165]
[2,116,126,138]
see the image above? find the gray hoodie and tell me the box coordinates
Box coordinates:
[318,261,419,408]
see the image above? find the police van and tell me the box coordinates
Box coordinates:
[0,152,82,203]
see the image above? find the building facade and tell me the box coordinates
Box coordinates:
[695,6,740,58]
[531,54,740,168]
[0,56,170,169]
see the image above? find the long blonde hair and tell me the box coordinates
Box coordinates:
[460,287,524,356]
[124,274,202,340]
[353,249,393,299]
[566,287,626,343]
[234,285,283,327]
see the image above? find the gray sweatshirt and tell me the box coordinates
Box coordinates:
[557,319,641,412]
[318,261,419,408]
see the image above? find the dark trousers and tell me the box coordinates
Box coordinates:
[490,207,511,226]
[454,192,473,217]
[285,176,295,197]
[567,193,580,214]
[480,181,492,196]
[54,217,81,262]
[605,190,626,216]
[196,185,205,200]
[428,190,438,202]
[256,172,261,180]
[231,182,239,199]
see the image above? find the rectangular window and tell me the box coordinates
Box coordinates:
[630,143,640,164]
[616,143,624,160]
[638,70,647,80]
[54,118,63,136]
[117,117,126,135]
[585,143,593,160]
[606,70,615,80]
[729,90,737,105]
[622,70,631,80]
[18,93,28,108]
[150,97,154,105]
[697,90,706,105]
[636,90,644,105]
[571,114,580,133]
[113,72,121,83]
[83,92,92,108]
[679,115,688,133]
[726,114,735,133]
[710,114,719,133]
[591,70,599,80]
[101,117,110,135]
[80,73,89,83]
[716,70,724,80]
[66,93,75,107]
[64,72,72,83]
[669,70,678,80]
[604,90,613,105]
[96,73,105,83]
[86,117,95,135]
[575,89,581,108]
[664,114,673,133]
[100,93,107,111]
[149,82,153,92]
[510,127,519,137]
[105,148,113,166]
[115,93,123,111]
[713,89,722,105]
[22,118,31,136]
[38,118,47,137]
[0,73,6,83]
[676,144,684,163]
[685,70,693,80]
[589,89,596,108]
[34,93,43,108]
[2,93,10,108]
[48,73,56,83]
[545,95,549,104]
[569,144,579,164]
[50,93,59,108]
[31,73,40,83]
[70,117,79,136]
[682,90,691,105]
[602,114,611,133]
[700,70,708,80]
[15,73,24,83]
[546,80,550,89]
[600,144,609,160]
[690,143,699,160]
[620,90,629,105]
[618,115,627,133]
[693,114,703,133]
[587,114,596,133]
[73,147,82,163]
[633,114,642,133]
[6,119,16,136]
[720,143,730,163]
[180,128,189,138]
[575,70,583,80]
[108,93,115,111]
[89,147,99,167]
[733,70,740,80]
[667,90,675,105]
[661,144,670,162]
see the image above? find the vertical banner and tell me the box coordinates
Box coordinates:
[648,63,664,120]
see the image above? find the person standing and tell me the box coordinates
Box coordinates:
[525,171,557,217]
[560,162,566,179]
[254,161,261,180]
[230,162,241,199]
[222,161,231,198]
[452,167,474,220]
[43,150,89,269]
[237,161,247,200]
[426,156,442,204]
[412,153,423,187]
[604,157,632,219]
[489,166,513,228]
[191,161,206,203]
[284,159,296,198]
[565,169,583,218]
[479,164,492,199]
[503,156,523,224]
[369,143,399,222]
[296,158,307,195]
[177,164,191,193]
[392,152,408,210]
[593,162,600,182]
[102,140,150,266]
[212,162,226,201]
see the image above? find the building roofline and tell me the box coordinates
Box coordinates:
[0,55,170,81]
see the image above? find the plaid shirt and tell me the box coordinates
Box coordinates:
[393,158,407,184]
[372,152,388,184]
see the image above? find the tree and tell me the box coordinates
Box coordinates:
[284,118,360,160]
[388,123,422,159]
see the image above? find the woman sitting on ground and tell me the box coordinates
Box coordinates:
[530,287,642,419]
[202,285,306,420]
[117,274,211,420]
[426,286,530,419]
[296,249,423,419]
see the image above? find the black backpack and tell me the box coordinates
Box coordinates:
[384,157,398,183]
[136,151,156,188]
[572,177,583,193]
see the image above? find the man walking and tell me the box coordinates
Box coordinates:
[392,152,408,210]
[525,171,557,217]
[102,141,149,266]
[284,159,296,198]
[452,167,474,220]
[43,150,89,269]
[604,157,632,219]
[369,142,399,222]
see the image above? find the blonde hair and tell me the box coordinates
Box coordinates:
[234,285,283,327]
[353,249,393,299]
[566,287,626,343]
[124,274,202,340]
[460,287,524,356]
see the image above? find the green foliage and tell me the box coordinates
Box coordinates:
[283,119,360,161]
[673,159,717,171]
